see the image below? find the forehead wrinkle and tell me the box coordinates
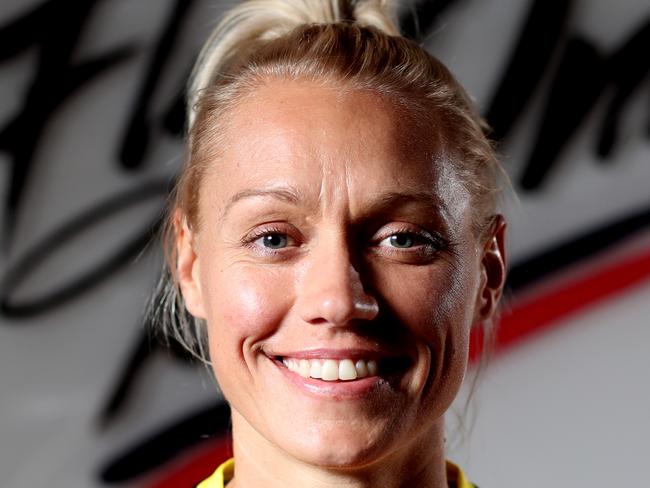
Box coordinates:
[313,147,353,220]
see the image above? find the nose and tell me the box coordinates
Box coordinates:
[296,239,379,327]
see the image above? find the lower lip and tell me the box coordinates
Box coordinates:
[272,358,391,399]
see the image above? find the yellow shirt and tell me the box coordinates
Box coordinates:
[197,458,475,488]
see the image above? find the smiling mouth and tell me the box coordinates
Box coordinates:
[275,356,411,382]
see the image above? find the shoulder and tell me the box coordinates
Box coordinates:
[446,460,478,488]
[198,458,478,487]
[196,458,234,488]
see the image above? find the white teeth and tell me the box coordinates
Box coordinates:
[281,357,379,381]
[338,359,357,380]
[355,359,368,378]
[367,360,378,376]
[321,360,339,381]
[309,360,322,379]
[298,359,310,378]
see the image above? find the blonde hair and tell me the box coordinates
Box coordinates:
[153,0,502,363]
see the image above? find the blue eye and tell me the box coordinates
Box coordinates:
[378,232,418,249]
[388,233,414,248]
[376,230,443,253]
[373,227,445,263]
[258,233,288,249]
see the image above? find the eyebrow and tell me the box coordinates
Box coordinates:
[222,186,303,219]
[370,191,444,213]
[364,191,450,230]
[221,187,446,221]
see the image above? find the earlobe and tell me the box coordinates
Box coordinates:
[476,215,507,322]
[175,210,207,319]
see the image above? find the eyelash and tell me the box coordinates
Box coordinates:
[373,227,447,254]
[241,225,298,255]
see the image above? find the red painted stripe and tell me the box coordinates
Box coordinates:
[144,437,232,488]
[470,246,650,361]
[146,246,650,486]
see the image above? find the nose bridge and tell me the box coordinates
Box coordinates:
[297,231,378,326]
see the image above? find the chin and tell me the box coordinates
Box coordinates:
[280,419,398,469]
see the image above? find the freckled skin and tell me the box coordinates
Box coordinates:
[177,79,506,487]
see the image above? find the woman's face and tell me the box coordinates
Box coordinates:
[178,80,505,467]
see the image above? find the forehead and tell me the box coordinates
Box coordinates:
[202,79,467,216]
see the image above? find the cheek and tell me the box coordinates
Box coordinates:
[199,261,292,357]
[380,263,476,342]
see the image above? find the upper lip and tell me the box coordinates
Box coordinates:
[265,348,406,361]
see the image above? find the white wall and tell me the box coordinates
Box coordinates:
[1,1,648,486]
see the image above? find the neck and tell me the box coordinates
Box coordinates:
[226,410,449,488]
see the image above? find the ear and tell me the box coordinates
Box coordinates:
[475,214,507,323]
[174,210,207,320]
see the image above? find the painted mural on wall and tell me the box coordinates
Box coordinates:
[0,0,648,486]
